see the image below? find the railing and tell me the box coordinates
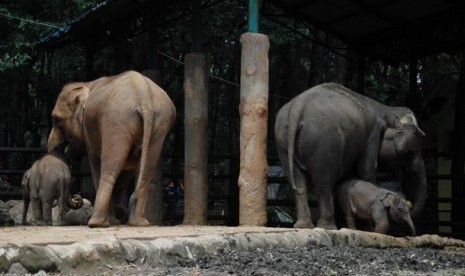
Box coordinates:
[1,147,464,239]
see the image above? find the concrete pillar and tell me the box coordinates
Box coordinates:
[238,33,269,226]
[183,53,209,225]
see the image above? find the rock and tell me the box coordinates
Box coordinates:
[9,198,93,226]
[0,252,9,272]
[18,245,57,273]
[64,198,93,225]
[5,200,21,209]
[0,201,13,226]
[9,200,32,225]
[7,262,28,274]
[35,269,48,276]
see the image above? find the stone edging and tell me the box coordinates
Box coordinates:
[1,228,464,274]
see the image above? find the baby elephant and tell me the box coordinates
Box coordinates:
[336,179,415,236]
[22,154,83,225]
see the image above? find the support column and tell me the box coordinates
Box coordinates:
[357,55,365,94]
[238,32,269,226]
[407,55,420,116]
[85,45,94,81]
[451,53,465,236]
[183,53,209,225]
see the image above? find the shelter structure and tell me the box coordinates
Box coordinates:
[34,0,465,236]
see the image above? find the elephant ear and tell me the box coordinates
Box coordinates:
[396,114,425,137]
[383,128,397,140]
[380,192,395,208]
[21,169,30,187]
[62,84,90,112]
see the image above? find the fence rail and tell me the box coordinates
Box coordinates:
[1,147,464,239]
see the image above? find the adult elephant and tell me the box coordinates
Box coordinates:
[274,83,426,230]
[48,70,176,228]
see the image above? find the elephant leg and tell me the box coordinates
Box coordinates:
[42,200,53,226]
[345,213,356,230]
[88,140,132,228]
[112,171,134,224]
[87,152,101,195]
[357,130,381,183]
[372,207,389,234]
[30,197,43,224]
[128,133,166,226]
[59,181,70,226]
[22,197,30,225]
[292,168,314,228]
[312,173,338,230]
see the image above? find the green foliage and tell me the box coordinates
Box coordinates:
[0,0,459,153]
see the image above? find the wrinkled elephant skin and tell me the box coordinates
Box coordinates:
[48,71,176,228]
[274,83,427,230]
[336,179,416,236]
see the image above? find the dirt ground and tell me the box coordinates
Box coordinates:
[69,245,465,276]
[0,225,293,245]
[2,226,465,275]
[44,244,465,276]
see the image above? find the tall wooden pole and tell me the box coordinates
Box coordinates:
[407,55,420,116]
[238,31,269,226]
[183,53,209,225]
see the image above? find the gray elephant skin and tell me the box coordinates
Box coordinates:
[22,154,82,225]
[274,83,427,230]
[336,179,415,236]
[48,70,176,227]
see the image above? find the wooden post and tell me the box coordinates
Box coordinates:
[407,55,420,116]
[357,55,365,94]
[85,45,94,81]
[183,53,209,225]
[238,33,269,226]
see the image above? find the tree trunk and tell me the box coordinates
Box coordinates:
[238,33,269,226]
[183,53,209,225]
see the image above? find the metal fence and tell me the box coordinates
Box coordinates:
[0,147,464,239]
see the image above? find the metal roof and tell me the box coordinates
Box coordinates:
[37,0,465,63]
[267,0,465,63]
[36,0,188,51]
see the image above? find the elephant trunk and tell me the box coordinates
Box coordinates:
[47,127,67,157]
[404,152,427,220]
[67,194,83,209]
[405,215,416,236]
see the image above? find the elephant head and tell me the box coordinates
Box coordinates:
[380,192,416,236]
[379,111,427,220]
[48,84,90,156]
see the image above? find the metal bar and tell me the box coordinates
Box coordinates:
[248,0,259,33]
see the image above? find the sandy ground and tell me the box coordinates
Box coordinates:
[0,225,294,246]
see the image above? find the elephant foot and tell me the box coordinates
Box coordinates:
[127,217,150,227]
[108,215,121,225]
[88,216,111,228]
[294,219,315,229]
[316,220,337,230]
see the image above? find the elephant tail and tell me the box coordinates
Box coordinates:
[286,100,303,190]
[21,170,31,225]
[134,106,155,210]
